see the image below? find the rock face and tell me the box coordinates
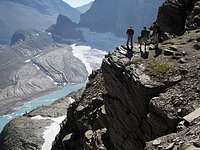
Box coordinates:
[79,0,164,37]
[51,28,200,150]
[47,15,84,42]
[51,70,110,150]
[157,0,200,35]
[0,0,80,43]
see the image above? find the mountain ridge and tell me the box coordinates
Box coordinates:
[0,0,80,43]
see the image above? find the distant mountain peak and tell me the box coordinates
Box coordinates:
[0,0,80,43]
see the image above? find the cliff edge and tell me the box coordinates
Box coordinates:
[50,27,200,150]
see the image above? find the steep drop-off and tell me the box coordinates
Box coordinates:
[50,27,200,150]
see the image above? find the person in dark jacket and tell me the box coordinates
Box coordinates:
[126,26,134,49]
[140,26,150,50]
[152,22,161,49]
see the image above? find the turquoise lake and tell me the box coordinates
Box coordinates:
[0,83,85,132]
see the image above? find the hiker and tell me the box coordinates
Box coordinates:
[151,22,161,49]
[140,26,150,51]
[126,26,134,49]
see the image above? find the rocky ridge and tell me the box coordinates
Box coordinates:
[51,28,200,150]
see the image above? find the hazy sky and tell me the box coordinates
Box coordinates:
[63,0,94,7]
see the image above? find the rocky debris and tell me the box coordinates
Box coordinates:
[157,0,200,36]
[0,91,82,150]
[145,124,200,150]
[186,1,200,30]
[194,43,200,50]
[178,58,187,64]
[142,30,200,149]
[153,139,161,146]
[184,108,200,123]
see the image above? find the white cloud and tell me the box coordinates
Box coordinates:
[63,0,94,8]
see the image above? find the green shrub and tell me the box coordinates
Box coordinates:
[148,60,174,77]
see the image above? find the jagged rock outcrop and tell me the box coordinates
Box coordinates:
[47,15,84,43]
[157,0,200,35]
[51,28,200,150]
[51,70,113,150]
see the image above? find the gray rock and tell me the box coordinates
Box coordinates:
[153,139,161,146]
[194,43,200,50]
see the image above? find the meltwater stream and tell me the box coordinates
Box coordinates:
[0,83,85,132]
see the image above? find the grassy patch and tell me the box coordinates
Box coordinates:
[131,59,142,68]
[147,60,175,77]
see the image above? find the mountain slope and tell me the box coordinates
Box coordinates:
[0,30,86,115]
[79,0,164,37]
[0,0,80,43]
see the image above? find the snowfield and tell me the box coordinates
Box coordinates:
[71,44,107,75]
[30,97,76,150]
[32,115,66,150]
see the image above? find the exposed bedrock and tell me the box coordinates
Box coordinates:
[157,0,200,35]
[101,51,181,150]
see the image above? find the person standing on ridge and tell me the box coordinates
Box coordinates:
[152,22,161,50]
[126,26,134,50]
[140,26,150,51]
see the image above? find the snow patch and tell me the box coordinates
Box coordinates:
[25,59,31,63]
[33,63,40,70]
[47,75,54,82]
[34,54,40,58]
[31,115,47,120]
[30,97,76,150]
[68,97,75,104]
[41,115,66,150]
[79,28,125,51]
[31,115,66,150]
[71,44,107,75]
